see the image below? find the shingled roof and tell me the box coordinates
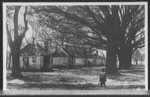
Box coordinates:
[20,43,46,56]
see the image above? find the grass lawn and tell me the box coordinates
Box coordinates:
[6,65,145,90]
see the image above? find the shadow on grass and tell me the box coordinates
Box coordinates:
[7,65,145,90]
[20,65,102,72]
[7,83,145,90]
[7,73,42,83]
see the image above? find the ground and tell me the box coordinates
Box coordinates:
[6,65,145,90]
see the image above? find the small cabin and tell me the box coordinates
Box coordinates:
[20,43,45,70]
[19,43,106,70]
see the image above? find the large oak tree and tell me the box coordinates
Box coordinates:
[32,5,145,74]
[6,6,28,77]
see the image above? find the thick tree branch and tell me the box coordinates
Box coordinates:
[33,6,106,42]
[85,6,104,30]
[14,6,21,41]
[131,37,144,49]
[20,6,28,39]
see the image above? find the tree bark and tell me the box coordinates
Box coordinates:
[106,38,119,74]
[43,55,49,71]
[68,56,74,68]
[49,54,53,71]
[135,60,138,65]
[43,54,53,71]
[6,50,11,69]
[117,46,132,69]
[11,44,22,78]
[8,53,12,69]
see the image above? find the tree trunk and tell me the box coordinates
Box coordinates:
[135,60,138,65]
[24,57,29,70]
[6,51,11,69]
[84,58,88,66]
[118,46,132,69]
[8,54,12,69]
[26,57,29,70]
[11,45,22,78]
[106,38,119,74]
[43,55,49,71]
[49,54,53,71]
[7,6,28,78]
[43,54,53,72]
[68,56,74,68]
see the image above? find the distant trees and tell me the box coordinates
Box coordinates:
[132,49,144,65]
[32,5,145,74]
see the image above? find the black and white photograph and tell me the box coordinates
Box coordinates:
[3,2,148,95]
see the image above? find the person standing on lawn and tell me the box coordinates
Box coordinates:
[99,68,106,87]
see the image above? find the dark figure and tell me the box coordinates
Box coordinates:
[99,68,106,87]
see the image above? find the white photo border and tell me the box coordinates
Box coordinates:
[2,2,148,94]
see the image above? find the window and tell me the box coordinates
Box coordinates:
[32,57,36,63]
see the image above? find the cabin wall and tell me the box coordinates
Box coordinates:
[53,57,69,65]
[20,56,43,69]
[19,56,105,70]
[74,58,85,65]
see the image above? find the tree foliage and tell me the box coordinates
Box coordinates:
[31,5,145,74]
